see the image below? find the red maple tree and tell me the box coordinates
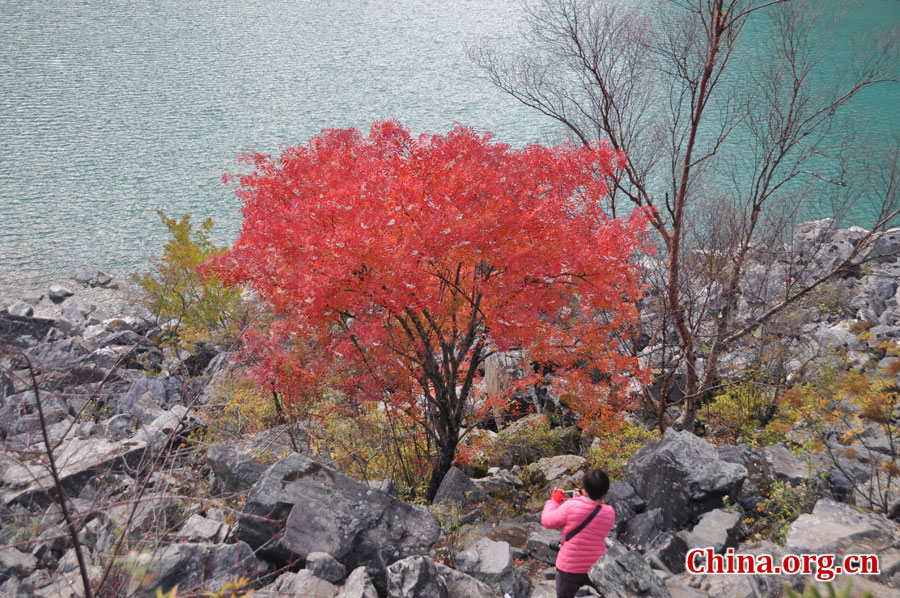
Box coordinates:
[215,121,649,500]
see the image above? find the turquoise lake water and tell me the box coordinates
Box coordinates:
[1,0,898,290]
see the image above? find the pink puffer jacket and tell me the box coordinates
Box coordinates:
[541,495,615,574]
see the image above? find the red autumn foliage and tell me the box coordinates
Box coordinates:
[214,121,650,500]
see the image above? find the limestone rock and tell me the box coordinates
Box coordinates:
[454,537,529,598]
[763,445,817,485]
[259,570,337,598]
[1,436,146,506]
[526,455,587,486]
[685,509,744,554]
[0,548,37,583]
[48,284,74,303]
[141,542,261,595]
[625,429,747,530]
[21,292,42,305]
[434,466,489,507]
[434,562,498,598]
[605,481,646,535]
[587,540,671,598]
[308,551,348,584]
[785,499,899,555]
[526,526,561,565]
[336,566,380,598]
[529,581,557,598]
[6,302,33,318]
[175,514,227,543]
[235,454,440,593]
[625,508,665,552]
[387,555,448,598]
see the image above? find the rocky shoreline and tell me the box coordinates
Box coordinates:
[1,224,899,598]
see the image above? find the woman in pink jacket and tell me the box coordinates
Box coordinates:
[541,469,615,598]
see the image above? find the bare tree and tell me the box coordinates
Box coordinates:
[472,0,900,429]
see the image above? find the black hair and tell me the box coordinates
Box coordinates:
[582,469,610,500]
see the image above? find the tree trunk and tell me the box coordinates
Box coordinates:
[426,430,459,503]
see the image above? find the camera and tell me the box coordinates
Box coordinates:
[566,489,579,498]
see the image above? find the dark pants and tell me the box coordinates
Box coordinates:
[556,569,592,598]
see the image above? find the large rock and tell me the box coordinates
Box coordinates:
[47,285,73,303]
[526,526,561,565]
[454,538,529,598]
[235,454,440,592]
[308,552,347,584]
[455,537,530,598]
[587,540,671,598]
[259,570,337,598]
[387,556,448,598]
[762,445,817,486]
[625,429,746,531]
[1,437,146,506]
[0,548,37,583]
[141,542,261,595]
[625,508,665,552]
[6,302,33,318]
[685,509,745,554]
[74,268,114,288]
[336,567,379,598]
[526,455,587,486]
[175,514,228,543]
[529,581,557,598]
[434,466,489,507]
[785,499,899,555]
[605,481,646,536]
[434,562,498,598]
[206,431,297,493]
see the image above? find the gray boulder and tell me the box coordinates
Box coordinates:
[74,268,114,287]
[308,552,347,584]
[6,302,33,318]
[530,581,558,598]
[526,455,587,486]
[454,537,530,598]
[625,508,665,552]
[625,429,747,530]
[644,532,687,574]
[434,466,489,507]
[474,469,527,505]
[526,526,561,565]
[387,556,448,598]
[21,291,42,305]
[605,481,646,535]
[336,567,379,598]
[0,548,37,583]
[235,454,440,591]
[587,540,670,598]
[175,514,228,543]
[684,509,745,554]
[762,444,817,485]
[258,570,337,598]
[1,437,146,506]
[434,562,498,598]
[48,284,73,303]
[133,406,193,451]
[206,429,307,493]
[141,542,261,595]
[786,499,899,555]
[814,323,865,352]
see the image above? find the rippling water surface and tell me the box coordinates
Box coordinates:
[1,0,898,291]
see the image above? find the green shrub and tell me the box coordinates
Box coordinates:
[133,211,246,348]
[747,478,818,544]
[699,382,780,446]
[585,421,659,481]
